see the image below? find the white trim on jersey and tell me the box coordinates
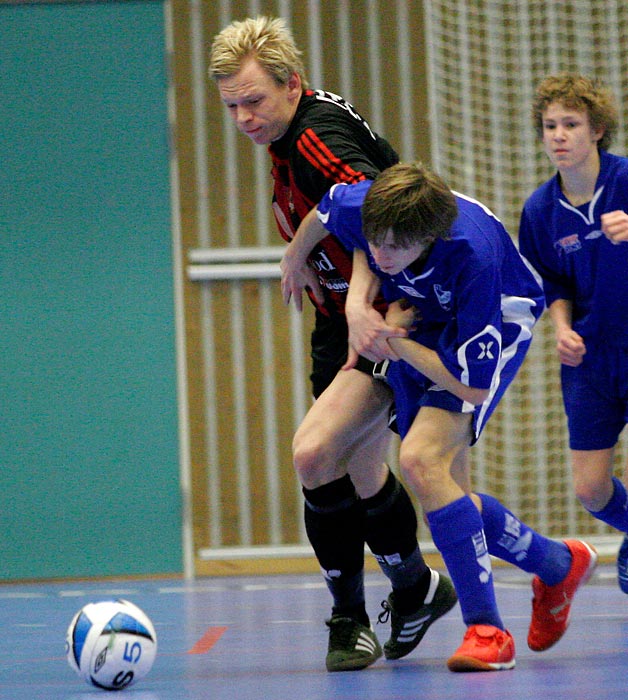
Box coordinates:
[473,295,538,439]
[558,185,604,225]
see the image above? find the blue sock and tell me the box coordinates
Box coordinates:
[589,477,628,532]
[479,493,571,586]
[427,495,503,629]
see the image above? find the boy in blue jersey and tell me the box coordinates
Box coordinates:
[295,161,597,671]
[519,74,628,594]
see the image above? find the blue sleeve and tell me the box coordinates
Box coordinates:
[317,181,373,252]
[519,203,571,306]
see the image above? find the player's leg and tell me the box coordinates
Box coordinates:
[572,447,628,531]
[400,407,515,672]
[463,348,597,649]
[572,447,628,561]
[560,350,628,590]
[297,369,389,625]
[477,490,597,651]
[572,447,617,512]
[302,314,396,670]
[296,368,391,671]
[617,459,628,594]
[459,441,598,648]
[296,368,455,666]
[294,367,392,489]
[571,447,628,593]
[352,426,457,662]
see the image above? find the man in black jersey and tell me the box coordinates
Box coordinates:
[209,16,456,672]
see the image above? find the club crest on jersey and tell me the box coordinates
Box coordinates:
[433,284,451,310]
[554,234,581,255]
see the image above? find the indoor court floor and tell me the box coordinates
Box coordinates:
[2,563,627,700]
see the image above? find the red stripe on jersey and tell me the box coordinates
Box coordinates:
[297,128,365,184]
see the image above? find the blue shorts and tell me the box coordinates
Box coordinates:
[387,331,533,444]
[561,343,628,450]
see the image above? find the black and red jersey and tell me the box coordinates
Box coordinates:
[268,89,398,316]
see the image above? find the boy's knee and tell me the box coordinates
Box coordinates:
[575,482,610,513]
[399,446,444,500]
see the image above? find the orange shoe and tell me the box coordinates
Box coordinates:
[447,625,515,672]
[527,539,598,652]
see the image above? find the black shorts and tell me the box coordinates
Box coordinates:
[309,310,397,432]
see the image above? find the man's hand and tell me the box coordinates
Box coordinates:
[342,248,407,368]
[279,206,328,311]
[344,301,407,367]
[280,249,324,311]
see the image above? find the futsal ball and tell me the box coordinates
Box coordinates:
[65,599,157,691]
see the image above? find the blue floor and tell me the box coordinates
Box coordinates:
[2,564,627,700]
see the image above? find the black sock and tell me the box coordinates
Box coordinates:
[390,569,432,615]
[303,475,368,625]
[363,469,429,605]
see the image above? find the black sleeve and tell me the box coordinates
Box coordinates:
[290,120,398,205]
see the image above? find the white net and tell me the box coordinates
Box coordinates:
[420,0,628,540]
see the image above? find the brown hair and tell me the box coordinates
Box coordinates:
[362,162,458,247]
[532,73,618,151]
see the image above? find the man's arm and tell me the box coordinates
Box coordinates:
[343,249,406,368]
[279,207,326,311]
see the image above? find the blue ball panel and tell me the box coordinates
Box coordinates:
[103,612,154,641]
[72,612,93,667]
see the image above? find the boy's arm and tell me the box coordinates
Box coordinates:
[548,298,586,367]
[387,334,489,405]
[601,209,628,244]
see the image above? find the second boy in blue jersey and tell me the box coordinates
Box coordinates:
[519,73,628,594]
[299,161,598,671]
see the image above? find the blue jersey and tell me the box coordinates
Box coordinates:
[318,180,545,438]
[519,150,628,347]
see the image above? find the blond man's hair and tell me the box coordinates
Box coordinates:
[209,15,308,89]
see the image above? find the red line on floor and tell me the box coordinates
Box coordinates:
[187,626,228,654]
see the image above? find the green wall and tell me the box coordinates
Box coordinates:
[0,1,181,580]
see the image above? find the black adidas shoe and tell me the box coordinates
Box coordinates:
[378,569,458,660]
[325,615,382,672]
